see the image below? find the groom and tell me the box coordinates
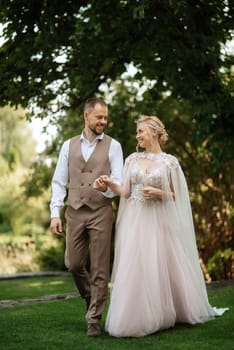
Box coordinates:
[49,97,123,336]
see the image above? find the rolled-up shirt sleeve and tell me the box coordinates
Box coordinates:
[49,140,69,218]
[103,139,124,198]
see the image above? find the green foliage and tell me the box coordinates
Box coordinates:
[207,249,233,281]
[0,169,49,235]
[23,159,54,197]
[0,106,37,169]
[0,106,49,240]
[0,171,25,234]
[36,243,65,271]
[0,1,233,161]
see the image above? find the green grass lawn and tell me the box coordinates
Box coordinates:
[0,276,233,350]
[0,274,76,300]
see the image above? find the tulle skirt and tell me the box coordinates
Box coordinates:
[105,198,217,337]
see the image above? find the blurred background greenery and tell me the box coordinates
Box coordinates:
[0,1,233,281]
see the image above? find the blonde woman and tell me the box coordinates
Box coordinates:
[94,115,227,337]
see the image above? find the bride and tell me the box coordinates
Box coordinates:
[94,115,228,337]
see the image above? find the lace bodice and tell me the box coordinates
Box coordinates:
[129,164,163,204]
[125,152,178,205]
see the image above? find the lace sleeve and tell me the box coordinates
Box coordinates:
[121,154,136,198]
[164,154,180,170]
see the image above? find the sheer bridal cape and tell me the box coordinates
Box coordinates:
[105,152,228,338]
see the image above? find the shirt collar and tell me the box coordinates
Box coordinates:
[80,130,104,143]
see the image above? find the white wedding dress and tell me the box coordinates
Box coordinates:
[105,152,227,338]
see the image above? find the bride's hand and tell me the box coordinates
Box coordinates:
[142,186,162,200]
[93,176,108,192]
[100,175,111,183]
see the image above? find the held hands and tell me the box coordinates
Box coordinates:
[93,175,110,192]
[50,217,62,235]
[94,175,122,196]
[142,186,163,200]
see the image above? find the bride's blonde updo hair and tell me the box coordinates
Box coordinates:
[137,115,168,146]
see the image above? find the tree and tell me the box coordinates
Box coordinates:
[0,0,233,162]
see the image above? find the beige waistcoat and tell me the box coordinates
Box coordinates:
[67,135,112,210]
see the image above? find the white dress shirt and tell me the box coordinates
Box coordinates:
[50,131,124,218]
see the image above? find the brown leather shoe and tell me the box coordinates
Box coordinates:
[87,323,101,337]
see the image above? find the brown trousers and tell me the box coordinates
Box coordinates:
[65,204,113,324]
